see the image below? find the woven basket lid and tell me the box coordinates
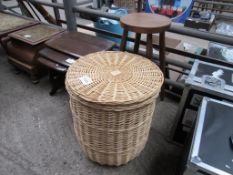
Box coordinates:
[65,51,164,106]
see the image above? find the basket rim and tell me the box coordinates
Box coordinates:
[65,51,164,106]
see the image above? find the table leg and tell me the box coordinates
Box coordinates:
[120,29,128,51]
[134,33,141,53]
[159,31,166,100]
[30,74,40,84]
[146,34,153,59]
[49,70,65,96]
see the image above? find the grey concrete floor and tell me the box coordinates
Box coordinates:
[0,46,183,175]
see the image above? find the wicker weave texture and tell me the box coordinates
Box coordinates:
[71,99,155,166]
[66,51,164,166]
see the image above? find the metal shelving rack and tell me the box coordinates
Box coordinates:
[1,0,233,97]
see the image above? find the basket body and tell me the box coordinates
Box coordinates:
[70,97,156,166]
[66,51,163,166]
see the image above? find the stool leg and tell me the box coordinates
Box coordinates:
[146,34,153,59]
[120,29,128,51]
[134,33,141,53]
[159,31,166,100]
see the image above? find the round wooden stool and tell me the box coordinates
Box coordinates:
[120,13,171,99]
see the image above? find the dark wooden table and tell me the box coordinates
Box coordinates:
[38,31,116,95]
[6,23,65,83]
[120,13,171,100]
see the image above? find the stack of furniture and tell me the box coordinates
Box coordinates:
[5,24,65,83]
[0,11,38,49]
[38,32,115,95]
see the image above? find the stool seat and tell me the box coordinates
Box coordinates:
[120,13,171,34]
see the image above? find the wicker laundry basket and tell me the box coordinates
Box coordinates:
[65,51,164,166]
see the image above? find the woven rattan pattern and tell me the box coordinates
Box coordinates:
[0,13,32,32]
[66,51,163,106]
[71,99,155,166]
[66,51,163,166]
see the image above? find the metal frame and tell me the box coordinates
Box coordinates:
[0,2,20,14]
[7,0,233,66]
[2,0,233,95]
[186,60,233,96]
[172,60,233,143]
[184,97,233,175]
[172,84,233,144]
